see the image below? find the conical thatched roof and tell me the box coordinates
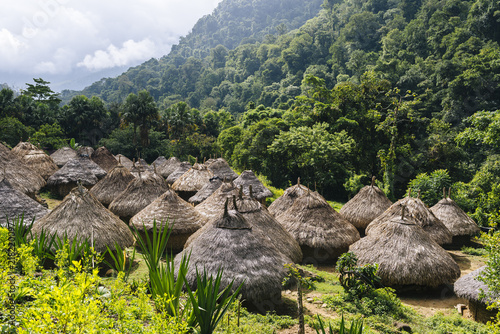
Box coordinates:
[188,177,223,205]
[47,159,98,197]
[166,161,192,184]
[268,178,311,217]
[206,158,238,181]
[275,191,360,263]
[50,147,78,167]
[109,171,169,221]
[77,146,94,156]
[430,196,480,238]
[187,192,302,263]
[90,164,135,207]
[31,185,134,253]
[0,143,10,154]
[130,186,206,251]
[0,178,49,227]
[157,157,182,178]
[152,156,168,167]
[454,266,497,303]
[172,163,214,193]
[78,156,107,179]
[175,205,287,308]
[11,142,59,180]
[114,154,134,170]
[195,181,240,221]
[129,159,153,177]
[350,211,460,287]
[0,147,46,198]
[366,196,452,245]
[233,170,272,201]
[339,178,392,230]
[91,146,118,172]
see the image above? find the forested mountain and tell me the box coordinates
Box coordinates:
[2,0,500,227]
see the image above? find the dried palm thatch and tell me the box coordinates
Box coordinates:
[206,158,238,181]
[90,164,135,207]
[12,142,59,180]
[50,147,78,167]
[108,170,169,222]
[77,146,94,156]
[366,196,452,245]
[0,143,10,154]
[0,178,49,227]
[152,156,168,167]
[195,181,240,221]
[275,191,360,263]
[339,177,392,231]
[78,156,107,179]
[157,157,182,178]
[453,266,498,322]
[114,154,134,170]
[47,159,98,197]
[31,185,134,253]
[350,208,460,288]
[188,177,223,205]
[91,146,118,172]
[130,186,206,252]
[187,191,303,263]
[129,159,153,177]
[0,148,46,198]
[430,190,480,241]
[172,163,214,200]
[268,178,311,217]
[166,161,192,184]
[233,170,272,201]
[175,204,287,310]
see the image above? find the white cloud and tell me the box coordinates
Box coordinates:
[78,39,157,71]
[0,0,223,89]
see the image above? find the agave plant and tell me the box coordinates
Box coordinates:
[315,314,363,334]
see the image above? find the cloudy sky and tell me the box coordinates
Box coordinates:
[0,0,222,91]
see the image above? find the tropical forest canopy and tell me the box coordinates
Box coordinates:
[1,0,500,226]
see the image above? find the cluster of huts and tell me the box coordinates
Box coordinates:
[0,142,497,318]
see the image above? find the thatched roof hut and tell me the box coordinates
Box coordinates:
[166,161,192,184]
[129,158,153,177]
[187,192,302,263]
[454,266,498,322]
[188,176,223,205]
[233,170,272,202]
[366,196,452,245]
[130,186,206,252]
[195,181,240,222]
[11,141,59,180]
[157,157,182,178]
[50,147,78,167]
[172,163,214,200]
[90,164,135,207]
[0,143,10,154]
[175,204,287,311]
[47,159,98,197]
[0,147,46,198]
[339,177,392,233]
[275,191,360,263]
[152,156,168,167]
[206,158,238,181]
[91,146,118,172]
[350,207,460,288]
[430,190,480,245]
[78,156,107,179]
[0,178,49,227]
[108,170,169,222]
[77,146,94,156]
[114,154,134,170]
[268,178,311,217]
[31,185,134,253]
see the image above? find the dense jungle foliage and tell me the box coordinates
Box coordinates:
[1,0,500,225]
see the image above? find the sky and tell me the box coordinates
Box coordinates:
[0,0,223,92]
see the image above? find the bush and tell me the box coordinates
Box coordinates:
[407,169,451,206]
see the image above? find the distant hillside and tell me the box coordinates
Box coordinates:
[61,0,324,104]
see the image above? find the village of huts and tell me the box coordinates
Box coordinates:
[1,143,497,329]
